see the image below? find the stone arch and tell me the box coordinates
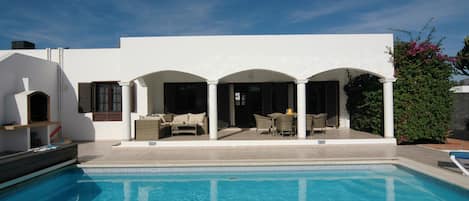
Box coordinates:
[306,66,389,80]
[132,70,207,82]
[218,68,297,83]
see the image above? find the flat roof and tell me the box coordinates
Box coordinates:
[120,33,394,40]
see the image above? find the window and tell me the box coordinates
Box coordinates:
[78,81,122,121]
[234,92,247,106]
[95,83,122,113]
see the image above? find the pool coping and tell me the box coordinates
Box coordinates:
[394,157,469,190]
[2,157,468,192]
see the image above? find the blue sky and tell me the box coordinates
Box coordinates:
[0,1,468,59]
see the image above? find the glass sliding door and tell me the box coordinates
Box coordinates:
[306,81,339,127]
[164,83,207,114]
[233,83,292,128]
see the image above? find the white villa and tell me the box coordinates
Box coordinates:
[0,34,397,151]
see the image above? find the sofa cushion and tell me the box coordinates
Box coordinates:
[189,112,206,124]
[140,115,161,121]
[172,114,189,124]
[161,122,172,127]
[149,113,167,123]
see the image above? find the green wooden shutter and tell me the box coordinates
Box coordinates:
[131,83,137,113]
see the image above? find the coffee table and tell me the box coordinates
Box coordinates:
[171,123,197,136]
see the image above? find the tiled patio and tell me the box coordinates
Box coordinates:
[76,141,466,176]
[158,127,381,141]
[78,141,397,166]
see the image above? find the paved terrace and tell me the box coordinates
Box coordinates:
[159,128,380,141]
[78,141,460,172]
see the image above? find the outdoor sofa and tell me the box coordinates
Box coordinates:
[135,113,208,140]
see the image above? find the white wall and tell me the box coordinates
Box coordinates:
[120,34,394,82]
[59,49,123,141]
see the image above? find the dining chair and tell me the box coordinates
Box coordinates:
[253,114,275,135]
[312,113,327,133]
[275,115,294,136]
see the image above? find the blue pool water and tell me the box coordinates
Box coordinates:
[0,165,468,201]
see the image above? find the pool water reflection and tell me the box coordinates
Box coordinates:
[1,165,468,201]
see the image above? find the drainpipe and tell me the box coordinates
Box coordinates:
[46,48,51,61]
[58,48,64,125]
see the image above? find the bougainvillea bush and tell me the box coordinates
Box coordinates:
[345,36,454,144]
[393,39,453,143]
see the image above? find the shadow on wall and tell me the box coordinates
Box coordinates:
[59,63,96,141]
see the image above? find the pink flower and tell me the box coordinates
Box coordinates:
[406,41,441,57]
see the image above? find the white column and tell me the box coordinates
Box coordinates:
[339,74,350,128]
[296,79,308,139]
[380,78,396,138]
[119,81,132,140]
[135,78,148,115]
[208,80,218,140]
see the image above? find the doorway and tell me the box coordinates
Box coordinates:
[234,84,262,127]
[306,81,339,127]
[231,83,292,128]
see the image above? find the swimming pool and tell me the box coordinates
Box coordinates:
[0,165,468,201]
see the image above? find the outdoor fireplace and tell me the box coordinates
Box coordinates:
[5,78,51,125]
[10,90,51,125]
[1,78,55,153]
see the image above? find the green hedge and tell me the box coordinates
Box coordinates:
[344,74,383,135]
[345,39,453,144]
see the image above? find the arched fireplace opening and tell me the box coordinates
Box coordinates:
[28,91,50,123]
